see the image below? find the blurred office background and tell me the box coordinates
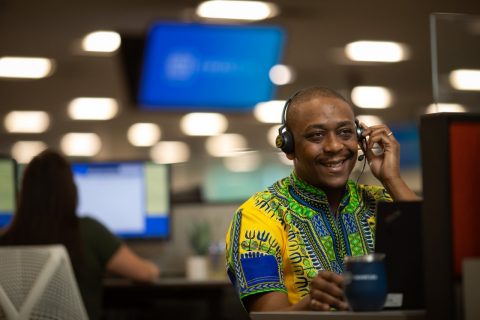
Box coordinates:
[1,0,480,318]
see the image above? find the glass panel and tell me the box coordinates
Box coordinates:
[430,13,480,111]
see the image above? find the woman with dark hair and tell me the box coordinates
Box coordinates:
[0,149,160,319]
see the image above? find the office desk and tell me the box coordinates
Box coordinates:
[103,277,247,320]
[250,310,425,320]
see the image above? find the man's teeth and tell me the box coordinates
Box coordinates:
[324,160,344,167]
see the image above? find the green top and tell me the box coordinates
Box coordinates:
[226,172,392,305]
[76,217,122,320]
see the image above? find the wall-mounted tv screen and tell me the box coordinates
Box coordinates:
[72,161,170,239]
[137,22,286,110]
[0,157,17,230]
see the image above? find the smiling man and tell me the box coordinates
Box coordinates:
[225,86,418,312]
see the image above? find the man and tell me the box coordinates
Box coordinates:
[225,86,418,312]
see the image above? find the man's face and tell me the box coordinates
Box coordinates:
[286,96,358,190]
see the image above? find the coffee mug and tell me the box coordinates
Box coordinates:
[343,253,388,311]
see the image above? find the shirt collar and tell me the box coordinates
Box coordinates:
[288,171,359,212]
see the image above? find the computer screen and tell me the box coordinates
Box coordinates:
[72,161,170,239]
[137,21,286,110]
[0,157,17,229]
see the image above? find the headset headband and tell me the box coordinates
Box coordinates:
[279,90,301,133]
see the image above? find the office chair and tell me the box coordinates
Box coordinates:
[0,245,88,320]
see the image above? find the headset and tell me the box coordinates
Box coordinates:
[275,92,367,161]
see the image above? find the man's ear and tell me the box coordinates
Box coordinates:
[286,152,295,160]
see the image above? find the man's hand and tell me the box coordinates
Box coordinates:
[309,271,349,311]
[360,123,419,201]
[360,124,401,183]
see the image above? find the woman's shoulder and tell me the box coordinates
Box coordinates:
[79,216,104,229]
[79,216,122,250]
[78,216,116,237]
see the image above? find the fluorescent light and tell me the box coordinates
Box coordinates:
[150,141,190,164]
[223,151,261,172]
[196,0,278,21]
[254,100,285,123]
[267,124,282,148]
[426,103,466,114]
[351,86,392,109]
[0,56,54,79]
[269,64,295,85]
[449,69,480,91]
[4,111,50,133]
[82,31,121,53]
[205,133,247,157]
[11,141,47,164]
[345,41,407,62]
[68,97,118,120]
[180,113,228,136]
[61,133,101,157]
[127,123,161,147]
[355,115,384,126]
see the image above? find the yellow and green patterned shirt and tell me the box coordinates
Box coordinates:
[225,172,392,306]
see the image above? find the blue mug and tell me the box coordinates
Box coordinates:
[343,253,388,311]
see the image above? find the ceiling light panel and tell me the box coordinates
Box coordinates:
[254,100,285,123]
[4,111,50,133]
[68,97,118,120]
[351,86,392,109]
[205,133,247,157]
[150,141,190,164]
[355,115,384,126]
[61,133,101,157]
[127,123,161,147]
[449,69,480,91]
[82,31,121,53]
[0,56,54,79]
[11,141,47,164]
[345,41,407,62]
[180,113,228,136]
[269,64,295,85]
[196,1,279,21]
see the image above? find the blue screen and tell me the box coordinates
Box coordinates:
[0,158,16,230]
[72,161,170,239]
[138,22,286,110]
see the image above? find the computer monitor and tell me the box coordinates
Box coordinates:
[0,156,17,230]
[72,161,170,240]
[420,113,480,320]
[375,201,424,310]
[137,21,286,110]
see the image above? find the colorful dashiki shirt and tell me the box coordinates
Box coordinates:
[225,172,392,306]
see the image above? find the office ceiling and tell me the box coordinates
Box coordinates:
[1,0,480,162]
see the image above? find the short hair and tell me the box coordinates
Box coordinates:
[285,86,353,127]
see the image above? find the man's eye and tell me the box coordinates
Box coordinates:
[306,131,324,139]
[339,129,353,137]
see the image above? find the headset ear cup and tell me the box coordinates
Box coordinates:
[280,131,294,154]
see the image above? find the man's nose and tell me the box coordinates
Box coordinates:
[323,133,343,153]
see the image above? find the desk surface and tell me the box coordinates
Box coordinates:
[250,310,425,320]
[103,277,240,320]
[104,277,231,288]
